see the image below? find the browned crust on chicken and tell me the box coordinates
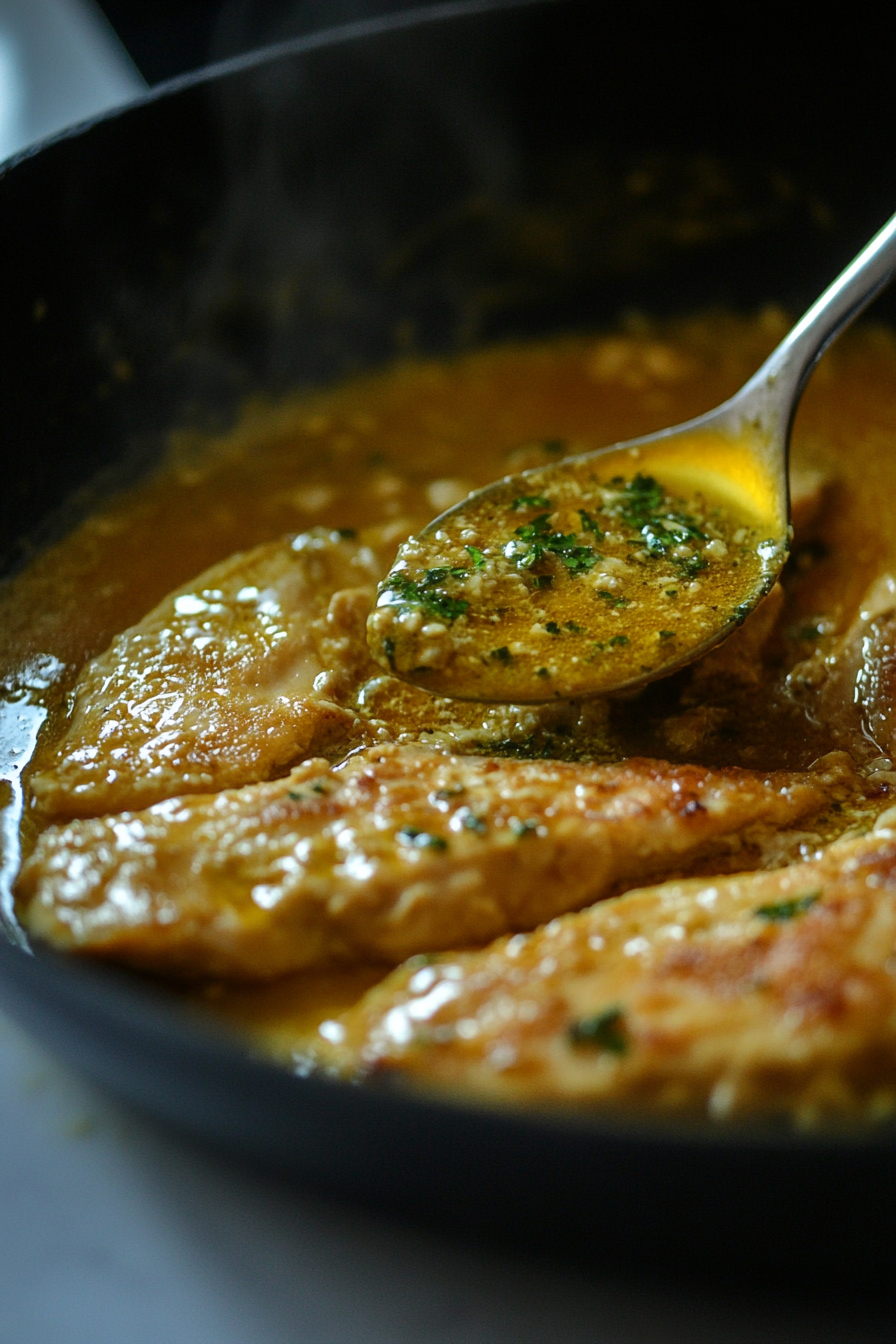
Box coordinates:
[324,815,896,1124]
[29,530,382,819]
[16,746,853,980]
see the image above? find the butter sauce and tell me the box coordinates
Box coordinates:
[368,437,781,701]
[2,313,896,1061]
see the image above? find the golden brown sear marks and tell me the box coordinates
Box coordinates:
[29,530,382,819]
[16,745,853,980]
[324,816,896,1124]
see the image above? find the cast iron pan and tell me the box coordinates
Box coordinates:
[2,0,896,1285]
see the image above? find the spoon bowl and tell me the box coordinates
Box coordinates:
[368,209,896,702]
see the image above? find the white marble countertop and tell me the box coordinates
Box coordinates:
[3,1008,896,1344]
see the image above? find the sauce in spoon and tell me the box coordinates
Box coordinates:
[367,431,783,701]
[368,207,896,702]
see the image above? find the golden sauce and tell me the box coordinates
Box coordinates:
[369,440,779,701]
[3,311,896,1064]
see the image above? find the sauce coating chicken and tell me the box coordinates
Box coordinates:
[29,530,382,819]
[16,745,853,979]
[322,813,896,1124]
[5,316,896,1123]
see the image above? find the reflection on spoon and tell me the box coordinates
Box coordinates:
[368,208,896,702]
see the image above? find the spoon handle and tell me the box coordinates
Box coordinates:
[746,208,896,413]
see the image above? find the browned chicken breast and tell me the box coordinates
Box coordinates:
[17,745,853,980]
[29,530,382,819]
[323,814,896,1124]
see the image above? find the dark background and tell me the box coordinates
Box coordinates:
[97,0,441,82]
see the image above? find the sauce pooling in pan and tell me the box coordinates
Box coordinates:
[5,312,896,1123]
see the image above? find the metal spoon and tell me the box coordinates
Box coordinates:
[368,209,896,703]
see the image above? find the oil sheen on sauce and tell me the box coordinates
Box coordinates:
[2,312,896,1066]
[368,437,783,701]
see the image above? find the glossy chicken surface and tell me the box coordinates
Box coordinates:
[18,745,853,979]
[4,313,896,1124]
[323,816,896,1123]
[29,530,382,818]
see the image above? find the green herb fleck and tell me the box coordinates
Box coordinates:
[311,782,328,795]
[542,438,565,455]
[465,545,486,570]
[509,513,598,574]
[397,827,448,852]
[534,574,553,589]
[755,891,820,922]
[382,636,396,670]
[546,621,562,635]
[435,785,465,801]
[665,588,678,598]
[536,667,551,678]
[597,589,628,608]
[609,634,629,647]
[462,812,488,834]
[423,566,468,584]
[675,554,708,580]
[287,791,305,802]
[569,1005,628,1054]
[509,818,538,838]
[382,574,469,622]
[659,630,675,640]
[491,646,512,663]
[511,494,552,510]
[336,527,357,539]
[578,509,604,539]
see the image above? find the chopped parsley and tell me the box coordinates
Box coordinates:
[659,629,675,640]
[568,1005,628,1054]
[578,508,604,538]
[381,574,469,622]
[546,621,561,635]
[609,634,629,647]
[536,667,550,678]
[397,827,448,852]
[462,811,487,834]
[491,646,512,662]
[465,545,486,570]
[607,473,708,571]
[509,818,538,838]
[512,493,552,510]
[674,554,709,580]
[596,589,628,608]
[336,527,357,539]
[755,891,820,922]
[510,513,599,574]
[423,566,468,584]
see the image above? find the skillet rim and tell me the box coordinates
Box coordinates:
[2,3,896,1278]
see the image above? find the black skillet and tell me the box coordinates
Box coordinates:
[2,0,896,1286]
